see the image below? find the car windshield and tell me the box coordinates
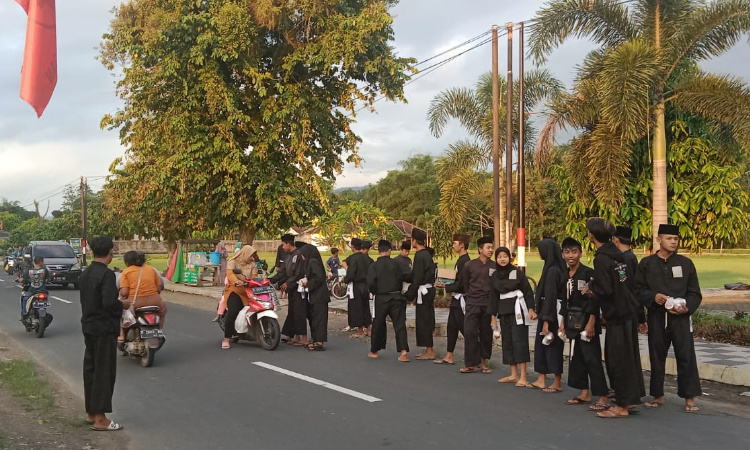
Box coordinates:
[35,245,76,259]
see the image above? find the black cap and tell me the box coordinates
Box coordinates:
[411,228,427,242]
[561,237,582,250]
[281,234,295,244]
[657,224,680,236]
[361,240,372,249]
[614,226,632,240]
[294,241,306,249]
[378,240,391,252]
[477,236,493,247]
[400,240,411,250]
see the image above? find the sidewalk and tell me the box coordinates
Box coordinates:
[164,280,750,387]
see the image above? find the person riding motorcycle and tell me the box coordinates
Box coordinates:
[21,256,49,319]
[221,245,259,349]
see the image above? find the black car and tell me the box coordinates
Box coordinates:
[27,241,82,289]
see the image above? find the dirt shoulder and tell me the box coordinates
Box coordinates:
[0,333,130,450]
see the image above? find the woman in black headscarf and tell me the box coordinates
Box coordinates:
[529,238,567,392]
[299,244,330,351]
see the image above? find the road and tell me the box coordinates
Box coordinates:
[1,271,749,450]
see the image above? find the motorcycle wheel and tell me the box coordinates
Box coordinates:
[331,281,348,300]
[141,346,155,367]
[35,318,45,338]
[258,317,281,351]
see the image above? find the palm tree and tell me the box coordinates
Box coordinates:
[427,70,563,243]
[530,0,750,249]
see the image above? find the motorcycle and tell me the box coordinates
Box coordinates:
[120,306,166,367]
[218,277,281,350]
[21,291,53,338]
[5,256,15,275]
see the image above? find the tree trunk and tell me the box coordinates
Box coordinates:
[652,99,668,252]
[240,224,256,246]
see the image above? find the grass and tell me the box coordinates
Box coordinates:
[0,360,55,413]
[125,249,750,288]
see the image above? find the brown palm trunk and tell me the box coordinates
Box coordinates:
[652,97,668,252]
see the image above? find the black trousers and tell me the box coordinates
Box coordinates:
[415,289,435,348]
[567,334,608,396]
[463,304,492,367]
[605,319,644,406]
[224,293,244,339]
[370,296,409,353]
[83,333,117,414]
[606,321,646,397]
[291,293,308,337]
[281,290,297,337]
[498,314,530,365]
[446,305,465,353]
[348,282,372,328]
[533,320,564,375]
[648,312,702,399]
[306,301,328,343]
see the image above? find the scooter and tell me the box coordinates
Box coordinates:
[218,277,281,350]
[120,306,166,367]
[5,256,15,275]
[21,291,53,338]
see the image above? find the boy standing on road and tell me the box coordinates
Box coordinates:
[79,236,124,431]
[405,228,436,360]
[367,240,410,362]
[458,236,495,374]
[636,224,702,413]
[434,233,471,365]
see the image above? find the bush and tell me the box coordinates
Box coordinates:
[693,310,750,346]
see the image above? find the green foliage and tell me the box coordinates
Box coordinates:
[313,200,401,249]
[364,155,440,224]
[99,0,414,244]
[7,219,68,248]
[0,200,36,221]
[0,212,22,233]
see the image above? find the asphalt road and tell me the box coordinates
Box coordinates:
[1,271,749,450]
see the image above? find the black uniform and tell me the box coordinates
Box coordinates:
[533,239,566,375]
[79,261,122,416]
[635,252,702,399]
[273,248,304,337]
[299,245,330,344]
[344,253,373,328]
[590,242,643,407]
[459,257,495,368]
[561,264,608,396]
[405,248,436,348]
[367,255,409,353]
[444,253,470,353]
[488,263,535,365]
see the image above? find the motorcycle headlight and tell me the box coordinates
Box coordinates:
[71,263,81,270]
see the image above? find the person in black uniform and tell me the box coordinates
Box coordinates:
[434,234,471,365]
[79,236,124,431]
[557,238,608,410]
[360,240,375,336]
[489,246,536,385]
[585,217,643,418]
[367,240,410,362]
[636,224,702,413]
[458,236,495,374]
[298,244,330,351]
[394,240,413,296]
[405,228,436,360]
[344,238,372,338]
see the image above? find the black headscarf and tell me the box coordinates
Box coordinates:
[535,238,565,303]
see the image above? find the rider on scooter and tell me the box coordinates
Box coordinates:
[21,256,49,319]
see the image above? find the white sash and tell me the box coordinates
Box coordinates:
[452,293,466,314]
[417,284,433,305]
[401,282,411,294]
[346,282,354,299]
[499,290,529,325]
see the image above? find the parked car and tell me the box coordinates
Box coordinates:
[26,241,82,289]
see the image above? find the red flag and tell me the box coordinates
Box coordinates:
[15,0,58,117]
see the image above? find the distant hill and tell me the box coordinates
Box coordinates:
[334,185,370,193]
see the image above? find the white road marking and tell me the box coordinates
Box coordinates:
[50,295,73,304]
[252,362,382,403]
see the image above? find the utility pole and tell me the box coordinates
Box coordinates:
[491,25,501,247]
[81,177,88,266]
[517,22,527,271]
[505,22,514,248]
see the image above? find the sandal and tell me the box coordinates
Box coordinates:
[588,403,610,411]
[596,408,628,419]
[221,341,230,349]
[460,366,478,374]
[498,376,519,383]
[92,421,124,431]
[433,359,455,365]
[543,387,562,393]
[685,404,700,413]
[566,397,591,405]
[644,400,663,409]
[306,343,316,350]
[480,368,492,374]
[415,354,435,361]
[516,381,534,388]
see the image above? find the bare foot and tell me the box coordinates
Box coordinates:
[367,352,379,359]
[498,376,519,383]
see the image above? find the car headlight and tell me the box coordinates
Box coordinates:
[71,263,81,270]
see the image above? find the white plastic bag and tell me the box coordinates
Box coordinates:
[234,306,252,334]
[121,308,136,328]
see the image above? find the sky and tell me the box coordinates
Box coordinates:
[1,0,749,213]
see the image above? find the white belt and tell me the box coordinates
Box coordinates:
[417,284,433,305]
[452,293,466,314]
[346,282,354,299]
[499,290,529,325]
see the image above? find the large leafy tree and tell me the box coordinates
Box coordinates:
[99,0,414,244]
[313,200,402,249]
[531,0,750,249]
[427,71,563,242]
